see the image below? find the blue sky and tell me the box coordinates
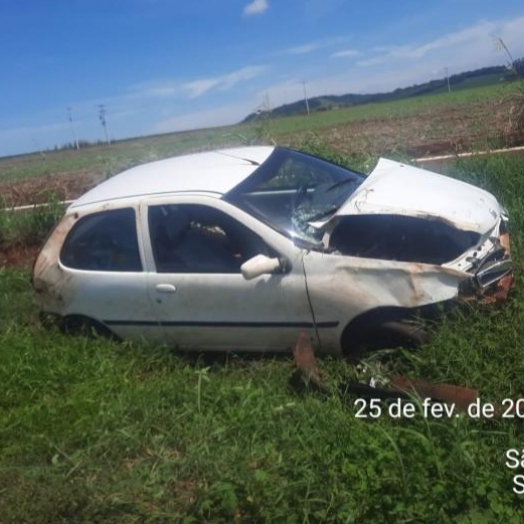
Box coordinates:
[1,0,523,157]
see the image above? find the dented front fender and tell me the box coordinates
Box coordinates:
[302,251,469,351]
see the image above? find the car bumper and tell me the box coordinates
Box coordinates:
[462,228,514,304]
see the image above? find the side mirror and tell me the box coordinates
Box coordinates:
[241,254,283,280]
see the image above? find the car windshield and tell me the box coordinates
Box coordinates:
[224,148,366,243]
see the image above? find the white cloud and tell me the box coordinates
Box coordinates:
[357,17,524,69]
[153,102,255,134]
[275,37,353,57]
[355,56,385,67]
[142,86,178,97]
[284,43,321,55]
[243,0,268,16]
[182,65,267,98]
[183,79,222,99]
[124,65,268,102]
[331,49,359,58]
[124,78,185,100]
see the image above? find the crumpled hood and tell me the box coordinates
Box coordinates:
[334,158,503,233]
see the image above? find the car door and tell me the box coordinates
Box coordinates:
[140,196,316,351]
[51,206,163,342]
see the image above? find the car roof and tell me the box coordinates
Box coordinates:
[70,146,275,209]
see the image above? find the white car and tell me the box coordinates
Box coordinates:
[32,146,513,356]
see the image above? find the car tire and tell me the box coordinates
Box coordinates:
[378,321,429,347]
[61,315,120,341]
[343,320,429,361]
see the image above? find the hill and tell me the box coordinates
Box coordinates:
[243,65,509,122]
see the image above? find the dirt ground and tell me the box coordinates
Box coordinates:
[0,244,40,269]
[0,171,106,207]
[284,101,515,158]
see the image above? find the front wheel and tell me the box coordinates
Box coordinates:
[342,320,429,361]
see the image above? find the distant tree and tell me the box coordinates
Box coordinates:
[513,57,524,78]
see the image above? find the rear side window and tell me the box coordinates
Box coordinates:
[60,208,142,271]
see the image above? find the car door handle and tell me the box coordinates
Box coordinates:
[155,284,177,294]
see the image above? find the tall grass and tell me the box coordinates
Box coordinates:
[0,196,65,249]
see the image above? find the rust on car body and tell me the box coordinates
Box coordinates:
[32,213,78,309]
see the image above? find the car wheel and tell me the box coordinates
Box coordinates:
[378,321,429,347]
[342,320,429,361]
[61,315,120,341]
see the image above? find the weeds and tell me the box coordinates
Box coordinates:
[495,38,524,145]
[299,132,378,172]
[502,78,524,144]
[0,194,65,248]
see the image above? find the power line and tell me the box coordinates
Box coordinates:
[98,104,110,145]
[303,81,310,115]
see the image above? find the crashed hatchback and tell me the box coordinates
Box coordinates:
[32,147,513,355]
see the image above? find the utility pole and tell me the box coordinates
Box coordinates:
[67,106,80,150]
[303,81,310,115]
[98,104,110,145]
[264,92,272,113]
[445,67,451,93]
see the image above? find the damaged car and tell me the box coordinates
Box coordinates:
[32,146,513,356]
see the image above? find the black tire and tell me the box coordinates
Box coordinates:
[379,321,429,347]
[343,320,429,361]
[61,315,120,341]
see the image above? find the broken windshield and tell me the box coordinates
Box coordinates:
[224,148,366,243]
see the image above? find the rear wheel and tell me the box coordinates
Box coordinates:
[61,315,120,341]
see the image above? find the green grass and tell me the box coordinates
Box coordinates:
[257,84,503,135]
[1,152,524,522]
[429,73,507,95]
[0,127,250,183]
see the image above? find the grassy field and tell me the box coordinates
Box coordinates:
[260,83,505,135]
[0,127,244,184]
[0,82,517,187]
[1,150,524,522]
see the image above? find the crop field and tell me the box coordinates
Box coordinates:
[1,84,524,522]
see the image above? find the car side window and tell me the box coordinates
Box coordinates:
[60,208,142,272]
[148,204,276,273]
